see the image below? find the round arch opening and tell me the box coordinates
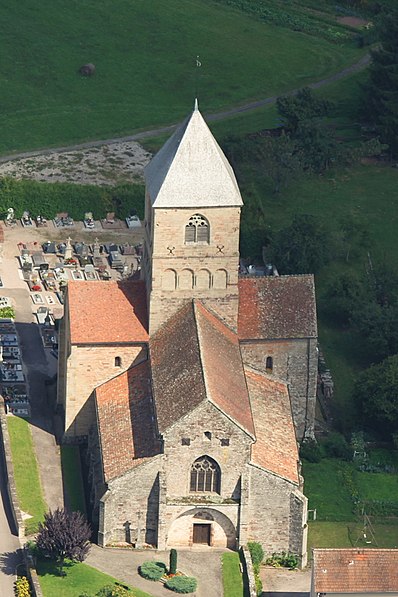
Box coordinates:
[166,507,236,549]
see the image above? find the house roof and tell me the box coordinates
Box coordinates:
[150,300,255,437]
[68,280,148,344]
[95,361,159,482]
[144,105,243,208]
[313,548,398,593]
[245,367,299,484]
[238,275,317,340]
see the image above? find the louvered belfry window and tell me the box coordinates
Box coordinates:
[185,214,209,244]
[190,456,220,493]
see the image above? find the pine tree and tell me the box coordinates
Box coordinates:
[363,9,398,157]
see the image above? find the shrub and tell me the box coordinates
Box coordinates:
[265,551,298,569]
[169,548,177,575]
[255,575,263,597]
[165,576,197,593]
[0,306,15,319]
[139,561,167,581]
[322,432,353,461]
[300,438,322,463]
[247,541,264,566]
[96,585,133,597]
[14,576,31,597]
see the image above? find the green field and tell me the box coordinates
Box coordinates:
[37,560,152,597]
[222,552,245,597]
[0,0,362,153]
[7,416,47,535]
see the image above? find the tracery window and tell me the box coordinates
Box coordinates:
[190,456,220,493]
[185,214,209,244]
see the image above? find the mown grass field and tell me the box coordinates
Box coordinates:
[222,552,245,597]
[0,0,362,153]
[37,560,152,597]
[7,416,47,535]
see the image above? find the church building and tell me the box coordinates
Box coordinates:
[57,103,318,565]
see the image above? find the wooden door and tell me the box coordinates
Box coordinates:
[193,523,211,545]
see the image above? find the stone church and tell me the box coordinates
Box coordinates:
[57,103,318,565]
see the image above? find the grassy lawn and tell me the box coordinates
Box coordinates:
[222,552,245,597]
[308,520,398,555]
[303,460,355,522]
[0,0,362,153]
[61,446,86,515]
[7,416,47,535]
[36,559,152,597]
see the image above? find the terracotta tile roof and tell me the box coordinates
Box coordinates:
[150,300,255,436]
[68,280,148,344]
[245,367,299,484]
[313,548,398,593]
[95,361,159,482]
[238,275,317,340]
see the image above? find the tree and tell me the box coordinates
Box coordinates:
[362,9,398,157]
[276,88,332,135]
[269,214,332,274]
[354,355,398,438]
[36,508,91,574]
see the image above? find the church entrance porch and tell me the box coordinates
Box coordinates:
[193,523,211,545]
[166,507,236,549]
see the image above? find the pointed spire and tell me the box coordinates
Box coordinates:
[194,97,199,111]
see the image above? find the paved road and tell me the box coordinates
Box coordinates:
[0,53,371,164]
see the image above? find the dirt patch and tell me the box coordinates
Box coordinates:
[0,141,152,187]
[337,16,370,28]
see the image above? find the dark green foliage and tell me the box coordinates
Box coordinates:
[96,586,132,597]
[164,576,197,593]
[247,541,264,566]
[255,575,263,597]
[139,561,167,582]
[362,9,398,157]
[0,177,144,221]
[322,272,365,325]
[322,432,353,461]
[300,438,323,463]
[265,551,298,569]
[354,355,398,438]
[36,508,91,574]
[169,549,177,575]
[277,88,332,135]
[269,214,332,274]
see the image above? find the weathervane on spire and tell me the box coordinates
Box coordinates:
[194,55,202,110]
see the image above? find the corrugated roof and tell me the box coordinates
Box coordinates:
[313,548,398,593]
[238,275,317,340]
[144,107,243,208]
[68,280,148,344]
[150,300,254,436]
[95,361,159,482]
[245,367,299,484]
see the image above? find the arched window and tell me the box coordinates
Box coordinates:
[185,214,209,244]
[266,356,273,373]
[115,356,122,367]
[190,456,220,493]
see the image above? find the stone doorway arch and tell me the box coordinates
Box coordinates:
[166,508,236,549]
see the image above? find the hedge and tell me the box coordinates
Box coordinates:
[139,561,167,582]
[0,177,145,221]
[164,576,197,593]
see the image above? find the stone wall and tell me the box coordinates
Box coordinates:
[142,206,241,333]
[0,398,24,538]
[247,464,308,568]
[240,338,318,441]
[63,343,146,439]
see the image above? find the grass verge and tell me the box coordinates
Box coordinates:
[36,559,152,597]
[222,552,245,597]
[61,446,86,515]
[7,416,47,535]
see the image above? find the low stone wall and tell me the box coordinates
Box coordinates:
[23,549,44,597]
[0,397,25,538]
[241,546,257,597]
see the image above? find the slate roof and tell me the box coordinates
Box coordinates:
[150,300,255,437]
[68,280,148,344]
[95,361,159,482]
[144,106,243,208]
[238,275,317,340]
[313,548,398,593]
[245,367,299,484]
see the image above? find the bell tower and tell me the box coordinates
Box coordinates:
[142,102,243,334]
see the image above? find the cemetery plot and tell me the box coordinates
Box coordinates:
[0,322,25,384]
[2,384,30,417]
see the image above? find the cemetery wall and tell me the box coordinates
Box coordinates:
[143,206,241,333]
[240,338,318,441]
[64,343,147,439]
